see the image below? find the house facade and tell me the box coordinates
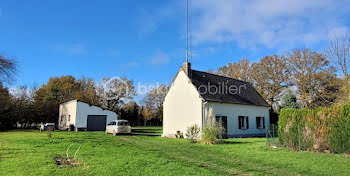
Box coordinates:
[163,62,270,138]
[58,100,118,131]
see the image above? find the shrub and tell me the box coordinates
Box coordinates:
[202,122,220,145]
[279,103,350,153]
[185,124,201,143]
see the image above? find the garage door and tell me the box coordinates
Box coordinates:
[87,115,107,131]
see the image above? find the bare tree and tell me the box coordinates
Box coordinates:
[327,31,350,102]
[0,53,17,84]
[327,31,350,78]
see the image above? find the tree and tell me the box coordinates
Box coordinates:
[97,77,136,112]
[286,49,337,108]
[142,85,168,122]
[0,82,13,129]
[327,31,350,101]
[120,101,141,123]
[280,90,301,109]
[75,77,100,106]
[0,53,17,84]
[34,76,88,123]
[216,58,251,82]
[11,85,38,128]
[327,31,350,79]
[250,55,290,111]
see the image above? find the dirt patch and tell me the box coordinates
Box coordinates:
[54,157,79,166]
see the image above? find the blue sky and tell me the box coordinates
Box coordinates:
[0,0,349,102]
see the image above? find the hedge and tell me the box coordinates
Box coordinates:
[278,103,350,153]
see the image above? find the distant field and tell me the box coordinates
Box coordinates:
[0,127,349,176]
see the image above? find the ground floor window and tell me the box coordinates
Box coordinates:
[238,116,249,130]
[256,117,265,129]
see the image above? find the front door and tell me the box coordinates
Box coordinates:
[216,116,228,139]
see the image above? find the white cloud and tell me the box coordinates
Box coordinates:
[150,50,170,65]
[55,44,86,55]
[189,0,350,49]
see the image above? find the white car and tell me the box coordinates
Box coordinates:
[106,120,132,136]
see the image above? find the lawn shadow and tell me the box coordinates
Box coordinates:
[218,140,252,145]
[114,128,162,137]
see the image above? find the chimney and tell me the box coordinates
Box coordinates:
[182,60,192,78]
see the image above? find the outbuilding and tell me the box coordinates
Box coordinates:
[58,100,118,131]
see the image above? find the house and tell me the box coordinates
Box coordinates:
[58,100,118,131]
[162,61,270,138]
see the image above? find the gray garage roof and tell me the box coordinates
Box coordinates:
[190,69,270,107]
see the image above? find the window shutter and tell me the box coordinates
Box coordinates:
[246,116,249,129]
[238,117,241,129]
[256,117,259,129]
[263,117,265,128]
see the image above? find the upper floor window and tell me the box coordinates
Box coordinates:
[238,116,249,130]
[256,117,265,129]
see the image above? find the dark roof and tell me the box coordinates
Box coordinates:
[190,70,270,107]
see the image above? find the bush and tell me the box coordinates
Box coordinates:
[185,124,201,143]
[279,103,350,153]
[202,122,220,145]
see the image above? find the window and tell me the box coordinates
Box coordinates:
[118,121,130,126]
[68,115,71,121]
[256,117,265,129]
[108,121,116,126]
[238,116,249,130]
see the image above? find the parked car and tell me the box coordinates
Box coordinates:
[40,123,55,132]
[106,120,131,136]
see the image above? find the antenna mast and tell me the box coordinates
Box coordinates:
[186,0,190,63]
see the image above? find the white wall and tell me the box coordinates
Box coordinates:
[58,100,118,130]
[58,100,77,130]
[163,70,203,137]
[207,102,270,137]
[75,102,118,128]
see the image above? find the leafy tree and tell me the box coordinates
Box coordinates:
[216,58,251,82]
[34,75,98,123]
[286,49,337,108]
[75,77,101,106]
[0,82,14,129]
[280,90,301,109]
[142,85,167,122]
[251,55,290,111]
[97,77,136,112]
[120,101,141,122]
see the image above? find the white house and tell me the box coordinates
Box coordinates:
[163,61,270,138]
[58,100,118,131]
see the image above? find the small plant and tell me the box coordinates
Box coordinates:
[185,124,201,143]
[202,122,220,145]
[47,129,52,138]
[202,108,220,145]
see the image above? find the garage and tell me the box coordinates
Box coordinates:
[58,100,118,131]
[87,115,107,131]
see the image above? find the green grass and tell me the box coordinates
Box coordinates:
[0,127,349,176]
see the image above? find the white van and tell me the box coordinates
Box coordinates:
[105,120,132,136]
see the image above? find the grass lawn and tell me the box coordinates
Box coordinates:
[0,127,349,176]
